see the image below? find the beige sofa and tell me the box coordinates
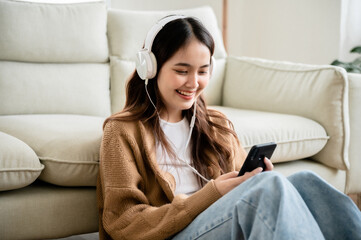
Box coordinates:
[0,1,360,239]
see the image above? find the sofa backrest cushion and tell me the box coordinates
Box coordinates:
[0,62,110,116]
[107,6,227,113]
[223,56,349,170]
[0,0,108,63]
[0,0,111,117]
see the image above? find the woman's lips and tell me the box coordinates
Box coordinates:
[176,90,195,99]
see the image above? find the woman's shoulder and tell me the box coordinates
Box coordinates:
[103,111,144,134]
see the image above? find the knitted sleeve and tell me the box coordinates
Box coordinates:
[98,120,222,240]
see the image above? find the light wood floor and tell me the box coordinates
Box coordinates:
[349,193,361,211]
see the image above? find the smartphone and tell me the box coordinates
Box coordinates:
[238,142,277,176]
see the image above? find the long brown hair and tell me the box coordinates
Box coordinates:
[104,17,238,185]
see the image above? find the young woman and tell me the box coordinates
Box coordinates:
[97,15,361,240]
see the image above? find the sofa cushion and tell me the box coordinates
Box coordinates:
[0,181,98,239]
[211,106,329,164]
[223,56,349,170]
[0,0,108,63]
[0,61,111,116]
[0,115,104,186]
[107,6,227,113]
[0,132,44,191]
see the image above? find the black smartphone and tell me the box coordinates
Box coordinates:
[238,142,277,176]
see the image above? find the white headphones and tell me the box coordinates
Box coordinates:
[136,15,215,81]
[136,15,187,81]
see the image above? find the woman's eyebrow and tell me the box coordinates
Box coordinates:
[174,63,210,68]
[200,64,210,68]
[174,63,191,67]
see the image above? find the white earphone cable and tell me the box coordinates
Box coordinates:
[184,99,196,155]
[145,82,209,183]
[176,100,210,183]
[145,79,160,119]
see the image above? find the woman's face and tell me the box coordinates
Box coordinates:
[157,38,211,122]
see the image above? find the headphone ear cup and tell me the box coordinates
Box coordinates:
[136,50,148,80]
[147,51,157,79]
[136,50,158,80]
[210,56,216,75]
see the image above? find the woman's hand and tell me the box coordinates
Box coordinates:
[214,168,262,196]
[214,158,274,196]
[264,157,274,171]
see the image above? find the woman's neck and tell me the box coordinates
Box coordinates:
[160,110,183,123]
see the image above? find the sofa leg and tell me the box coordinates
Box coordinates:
[348,194,361,211]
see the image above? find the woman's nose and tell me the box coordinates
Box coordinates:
[186,73,199,89]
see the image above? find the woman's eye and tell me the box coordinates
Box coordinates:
[199,71,208,75]
[175,70,187,74]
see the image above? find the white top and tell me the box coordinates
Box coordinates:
[156,117,201,195]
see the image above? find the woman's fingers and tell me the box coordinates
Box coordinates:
[214,168,263,196]
[264,157,274,171]
[242,167,263,180]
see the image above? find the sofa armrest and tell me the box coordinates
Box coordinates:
[346,73,361,193]
[223,56,349,172]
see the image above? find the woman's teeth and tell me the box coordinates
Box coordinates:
[177,90,193,96]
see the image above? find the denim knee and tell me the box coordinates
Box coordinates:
[238,171,292,203]
[290,170,318,179]
[256,171,289,187]
[287,170,322,185]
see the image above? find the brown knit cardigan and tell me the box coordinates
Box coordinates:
[97,111,247,240]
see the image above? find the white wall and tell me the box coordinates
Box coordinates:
[339,0,361,62]
[111,0,361,65]
[227,0,341,64]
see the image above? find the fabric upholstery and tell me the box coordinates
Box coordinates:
[0,115,104,186]
[0,0,108,63]
[223,56,350,170]
[0,181,98,239]
[107,6,227,113]
[346,73,361,193]
[109,58,135,114]
[211,106,329,164]
[0,132,44,191]
[274,159,346,193]
[0,61,111,116]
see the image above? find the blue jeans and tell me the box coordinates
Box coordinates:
[172,171,361,240]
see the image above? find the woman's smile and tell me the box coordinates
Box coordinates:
[176,89,196,99]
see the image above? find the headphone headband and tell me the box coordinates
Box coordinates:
[143,15,186,51]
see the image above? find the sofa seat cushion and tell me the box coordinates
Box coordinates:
[0,115,104,186]
[211,106,329,164]
[0,132,44,191]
